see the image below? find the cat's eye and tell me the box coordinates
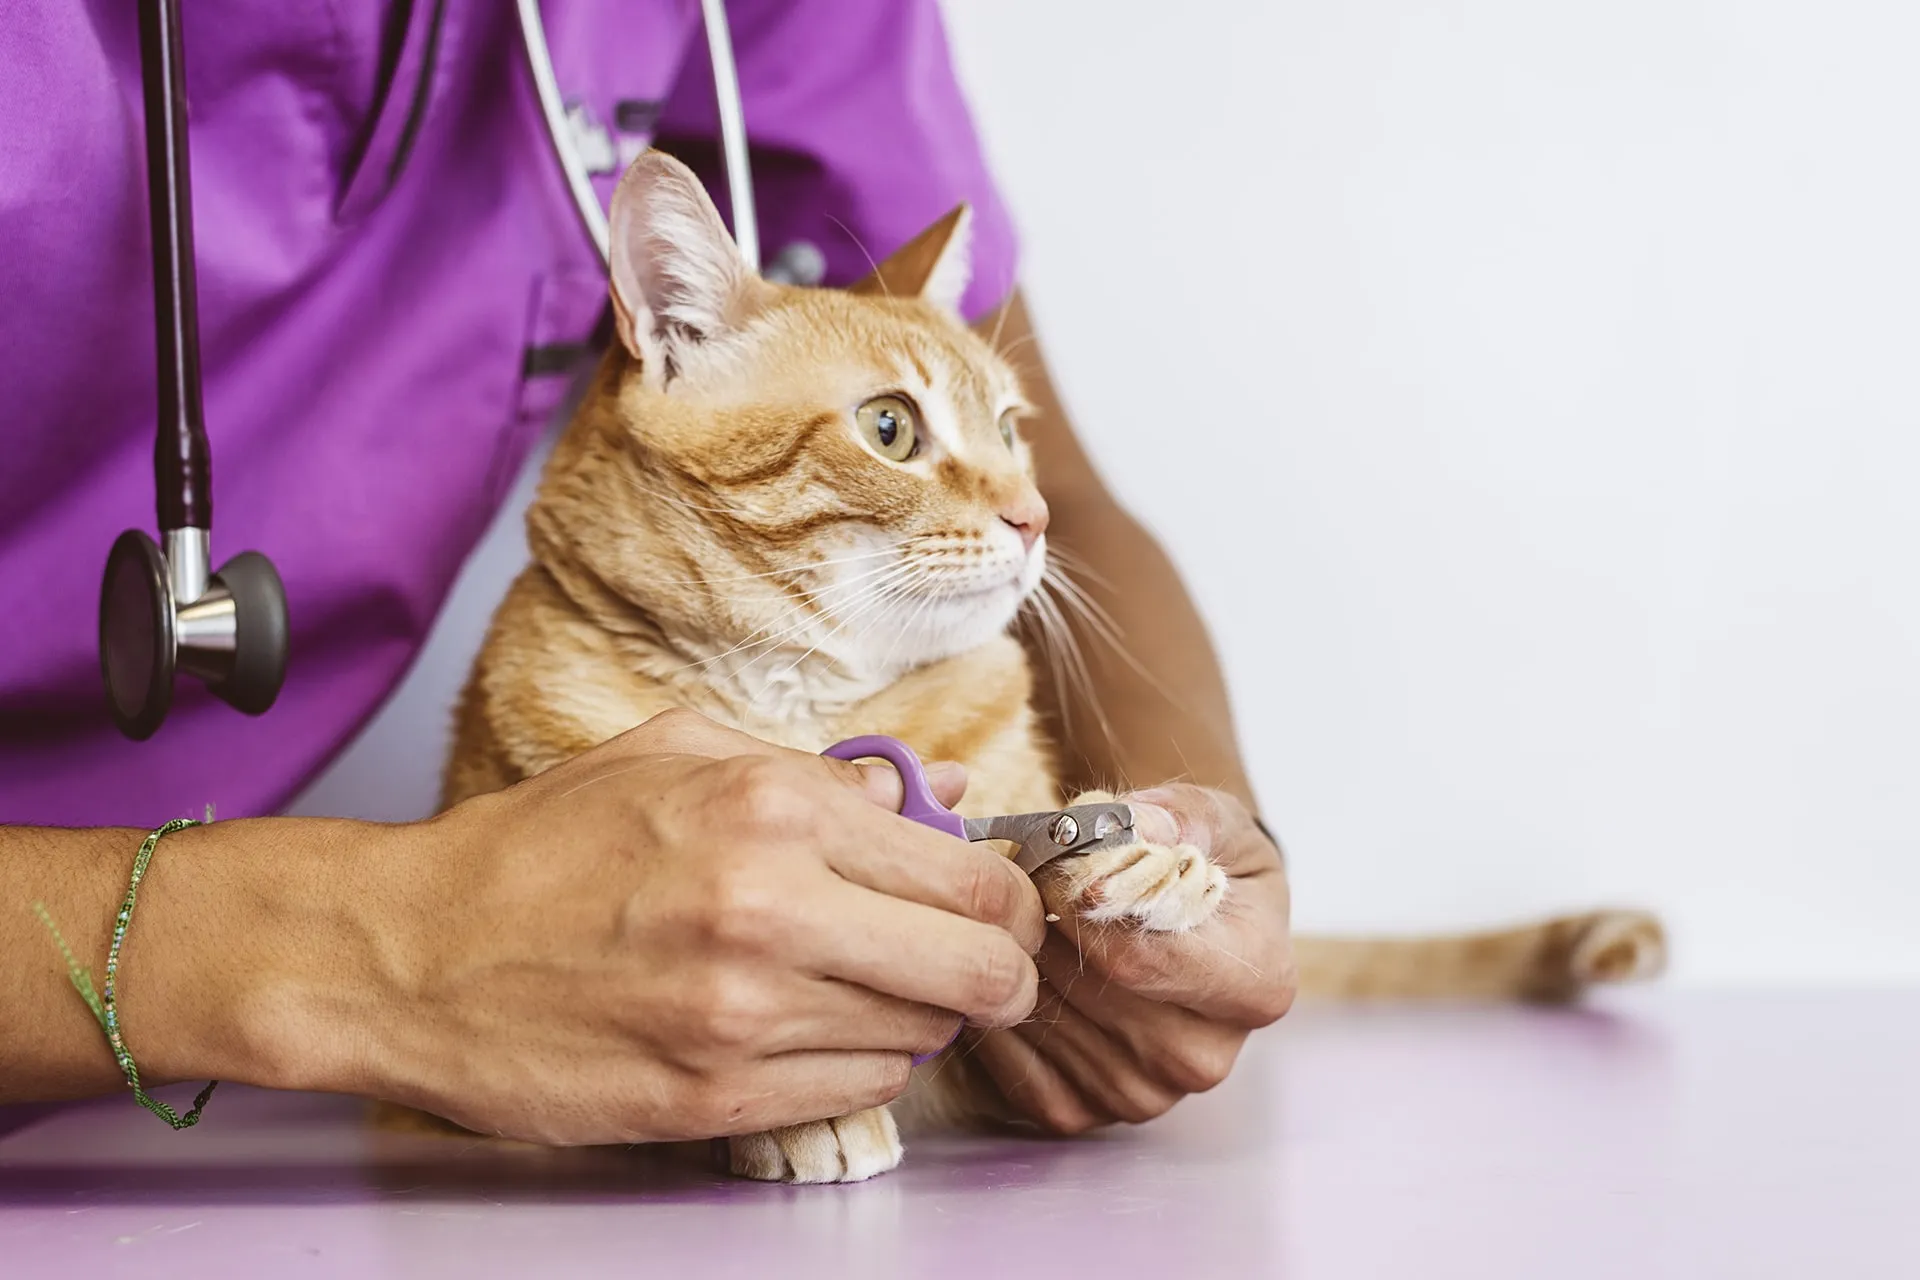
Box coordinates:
[856,395,919,462]
[998,411,1018,451]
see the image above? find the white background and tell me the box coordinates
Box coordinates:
[295,2,1920,986]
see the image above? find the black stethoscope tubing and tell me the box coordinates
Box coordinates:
[99,0,289,742]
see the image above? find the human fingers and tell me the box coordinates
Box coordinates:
[818,788,1044,951]
[845,757,969,810]
[965,1026,1112,1136]
[1044,871,1296,1029]
[1034,932,1250,1097]
[1123,783,1277,878]
[813,880,1039,1027]
[762,978,963,1057]
[649,962,965,1061]
[589,751,1035,1019]
[1009,993,1181,1125]
[660,1051,917,1140]
[583,745,1007,938]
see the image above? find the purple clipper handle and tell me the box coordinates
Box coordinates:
[822,734,967,1065]
[822,735,966,838]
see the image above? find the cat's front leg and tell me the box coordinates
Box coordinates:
[1042,790,1229,933]
[728,1105,902,1183]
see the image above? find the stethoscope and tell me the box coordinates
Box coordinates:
[104,0,790,740]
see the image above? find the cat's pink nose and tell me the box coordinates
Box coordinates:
[999,496,1050,553]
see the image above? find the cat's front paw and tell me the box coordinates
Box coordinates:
[727,1106,902,1184]
[1046,790,1228,933]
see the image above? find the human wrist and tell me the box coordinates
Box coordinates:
[119,813,427,1100]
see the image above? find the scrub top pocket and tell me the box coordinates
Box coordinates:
[485,266,610,509]
[335,0,456,224]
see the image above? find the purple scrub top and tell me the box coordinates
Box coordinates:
[0,0,1018,826]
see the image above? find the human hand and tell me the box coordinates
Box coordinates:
[312,708,1045,1145]
[967,784,1295,1132]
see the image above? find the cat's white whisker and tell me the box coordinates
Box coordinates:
[825,213,888,298]
[615,469,746,520]
[985,293,1014,359]
[1022,577,1118,755]
[667,557,920,675]
[649,544,900,589]
[692,559,910,655]
[993,331,1041,365]
[722,564,924,664]
[717,553,935,684]
[820,586,925,680]
[1015,601,1076,741]
[873,570,946,674]
[1040,561,1184,712]
[1045,541,1116,593]
[763,564,932,681]
[1044,568,1127,648]
[1055,588,1119,746]
[683,556,912,613]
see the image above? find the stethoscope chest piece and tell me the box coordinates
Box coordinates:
[100,528,290,741]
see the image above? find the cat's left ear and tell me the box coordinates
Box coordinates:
[609,149,765,380]
[849,204,973,314]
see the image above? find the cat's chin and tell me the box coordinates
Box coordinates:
[902,585,1031,663]
[837,582,1026,674]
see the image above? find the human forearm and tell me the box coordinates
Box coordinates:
[982,291,1255,808]
[2,712,1045,1142]
[0,816,405,1105]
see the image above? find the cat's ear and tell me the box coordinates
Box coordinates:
[609,150,761,378]
[849,204,973,314]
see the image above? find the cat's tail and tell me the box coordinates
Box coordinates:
[1290,909,1667,1001]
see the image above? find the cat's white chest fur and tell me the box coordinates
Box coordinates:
[688,645,897,741]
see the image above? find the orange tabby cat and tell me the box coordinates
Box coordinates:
[419,150,1664,1183]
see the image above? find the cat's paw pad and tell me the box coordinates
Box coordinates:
[727,1107,902,1184]
[1568,910,1667,986]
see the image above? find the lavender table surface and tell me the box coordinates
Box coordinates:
[3,991,1914,1279]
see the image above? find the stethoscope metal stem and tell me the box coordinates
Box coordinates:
[165,528,210,607]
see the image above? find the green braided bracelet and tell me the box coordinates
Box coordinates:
[33,813,219,1129]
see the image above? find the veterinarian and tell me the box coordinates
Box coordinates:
[0,1,1293,1140]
